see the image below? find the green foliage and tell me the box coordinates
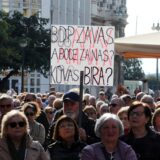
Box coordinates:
[123,58,145,80]
[0,11,50,76]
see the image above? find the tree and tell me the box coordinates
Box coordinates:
[0,11,50,91]
[123,58,145,80]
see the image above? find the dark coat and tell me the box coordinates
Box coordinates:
[120,128,160,160]
[47,140,86,160]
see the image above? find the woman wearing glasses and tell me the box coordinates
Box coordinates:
[21,102,45,145]
[47,115,86,160]
[121,101,160,160]
[81,113,137,160]
[0,110,49,160]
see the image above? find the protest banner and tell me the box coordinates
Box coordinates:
[50,25,114,86]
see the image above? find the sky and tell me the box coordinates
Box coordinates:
[125,0,160,74]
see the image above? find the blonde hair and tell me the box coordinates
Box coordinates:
[1,110,29,138]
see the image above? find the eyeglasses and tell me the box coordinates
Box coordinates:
[8,121,26,128]
[46,111,53,114]
[0,104,12,108]
[130,111,144,117]
[25,112,34,116]
[110,104,117,107]
[59,122,74,128]
[24,99,31,102]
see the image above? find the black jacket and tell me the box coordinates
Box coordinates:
[47,140,86,160]
[120,128,160,160]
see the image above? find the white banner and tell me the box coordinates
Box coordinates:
[50,25,114,86]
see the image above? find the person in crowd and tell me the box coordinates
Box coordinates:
[81,113,137,160]
[89,95,96,108]
[0,110,49,160]
[117,106,130,135]
[0,94,14,125]
[99,103,110,116]
[96,100,105,118]
[21,102,45,145]
[109,97,124,114]
[83,105,97,121]
[120,101,160,160]
[151,108,160,133]
[24,93,37,103]
[44,106,56,126]
[97,91,109,104]
[135,92,145,101]
[53,98,63,110]
[46,91,98,147]
[47,115,86,160]
[47,95,56,108]
[120,94,132,106]
[36,96,45,109]
[83,93,91,106]
[140,94,156,112]
[56,92,64,98]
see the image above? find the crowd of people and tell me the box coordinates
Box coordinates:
[1,86,160,160]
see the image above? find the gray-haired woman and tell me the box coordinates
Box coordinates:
[0,110,49,160]
[81,113,137,160]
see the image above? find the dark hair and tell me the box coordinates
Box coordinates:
[21,101,41,117]
[152,108,160,129]
[128,101,152,127]
[53,115,79,141]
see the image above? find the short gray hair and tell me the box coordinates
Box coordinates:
[95,113,124,137]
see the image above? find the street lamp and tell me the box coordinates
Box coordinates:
[152,22,160,81]
[19,39,27,93]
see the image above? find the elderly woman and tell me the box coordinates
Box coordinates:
[0,110,49,160]
[21,102,45,145]
[81,113,137,160]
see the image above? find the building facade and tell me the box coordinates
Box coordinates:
[0,0,50,94]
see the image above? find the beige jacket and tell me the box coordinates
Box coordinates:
[0,135,50,160]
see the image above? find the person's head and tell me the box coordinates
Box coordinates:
[96,100,105,116]
[128,101,152,130]
[1,110,29,139]
[136,92,145,101]
[53,115,79,142]
[63,91,80,120]
[0,94,14,115]
[151,108,160,131]
[99,103,109,116]
[44,106,56,121]
[99,91,106,101]
[89,95,96,108]
[24,93,37,102]
[141,94,155,112]
[53,98,63,110]
[83,105,97,120]
[21,102,41,122]
[117,106,130,130]
[109,98,124,114]
[120,94,132,106]
[48,95,56,107]
[95,113,124,142]
[83,93,90,106]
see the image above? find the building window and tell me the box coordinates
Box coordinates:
[30,78,35,86]
[30,88,35,92]
[37,79,40,86]
[36,88,40,93]
[30,74,35,77]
